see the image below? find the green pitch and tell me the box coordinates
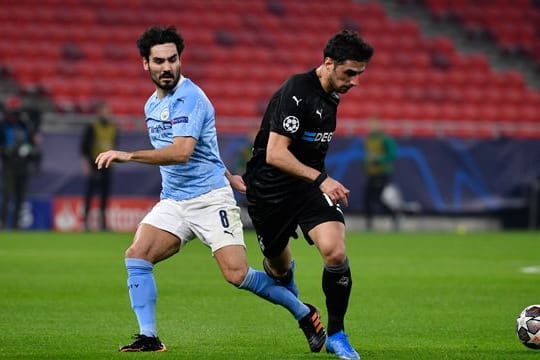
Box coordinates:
[0,230,539,359]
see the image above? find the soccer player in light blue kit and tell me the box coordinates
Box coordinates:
[95,26,326,354]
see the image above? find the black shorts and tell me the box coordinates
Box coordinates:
[247,186,345,258]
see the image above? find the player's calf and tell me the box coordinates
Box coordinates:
[263,259,299,297]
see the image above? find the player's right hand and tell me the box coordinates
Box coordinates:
[95,150,131,169]
[320,177,350,207]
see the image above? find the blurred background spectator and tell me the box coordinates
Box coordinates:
[80,102,118,231]
[0,96,40,229]
[362,119,399,231]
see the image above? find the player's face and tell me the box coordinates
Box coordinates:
[144,43,181,92]
[328,59,367,94]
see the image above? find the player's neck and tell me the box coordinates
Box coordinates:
[315,65,331,93]
[155,89,169,99]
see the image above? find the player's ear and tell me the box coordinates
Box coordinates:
[142,58,149,70]
[324,57,334,71]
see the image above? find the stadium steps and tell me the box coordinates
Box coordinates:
[377,0,540,90]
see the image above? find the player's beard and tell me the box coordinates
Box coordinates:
[328,71,353,94]
[152,70,180,91]
[329,78,352,94]
[337,85,353,94]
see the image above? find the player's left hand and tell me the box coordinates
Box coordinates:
[228,174,247,194]
[95,150,131,169]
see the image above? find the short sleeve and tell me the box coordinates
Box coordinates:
[269,77,306,140]
[169,92,205,140]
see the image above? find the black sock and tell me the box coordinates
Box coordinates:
[322,258,352,335]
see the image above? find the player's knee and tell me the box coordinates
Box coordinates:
[322,247,347,266]
[224,267,248,287]
[125,246,139,259]
[125,245,152,261]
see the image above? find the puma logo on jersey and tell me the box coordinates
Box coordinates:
[316,109,323,119]
[292,96,303,106]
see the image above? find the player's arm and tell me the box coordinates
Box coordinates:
[266,131,349,206]
[95,136,196,169]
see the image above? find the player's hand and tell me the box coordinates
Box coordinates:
[320,177,350,207]
[228,174,247,194]
[95,150,131,169]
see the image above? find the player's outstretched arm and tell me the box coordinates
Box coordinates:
[95,150,132,169]
[95,137,198,169]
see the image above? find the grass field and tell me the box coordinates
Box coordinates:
[0,230,539,359]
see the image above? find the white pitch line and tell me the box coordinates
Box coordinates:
[521,266,540,274]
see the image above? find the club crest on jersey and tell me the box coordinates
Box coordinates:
[282,116,300,133]
[160,108,169,121]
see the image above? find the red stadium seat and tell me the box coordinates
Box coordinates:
[0,0,538,138]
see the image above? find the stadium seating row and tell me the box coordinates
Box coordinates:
[0,0,538,138]
[425,0,540,63]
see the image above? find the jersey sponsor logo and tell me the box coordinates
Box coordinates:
[282,116,300,133]
[149,122,172,133]
[160,108,169,121]
[301,131,333,143]
[171,116,188,125]
[292,95,303,106]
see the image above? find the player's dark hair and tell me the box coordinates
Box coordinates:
[136,26,185,60]
[323,29,373,64]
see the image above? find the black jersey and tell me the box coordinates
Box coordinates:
[244,69,340,204]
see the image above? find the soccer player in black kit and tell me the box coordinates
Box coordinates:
[243,30,373,360]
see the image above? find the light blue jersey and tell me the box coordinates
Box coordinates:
[144,77,228,200]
